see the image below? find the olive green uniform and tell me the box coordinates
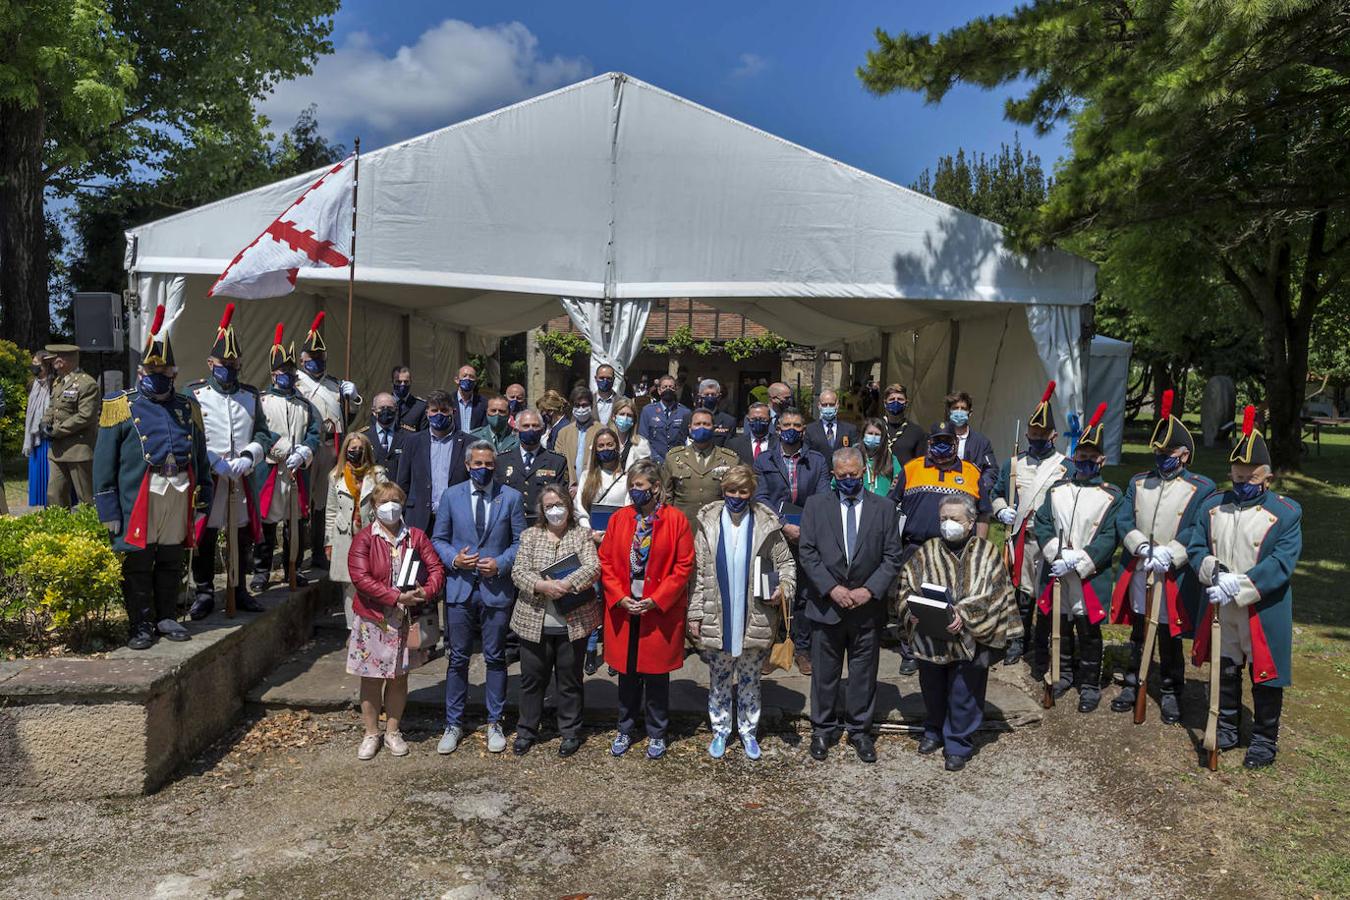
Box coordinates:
[43,368,101,507]
[662,443,741,533]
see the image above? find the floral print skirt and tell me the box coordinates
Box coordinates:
[346,611,429,679]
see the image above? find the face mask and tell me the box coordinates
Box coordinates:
[458,378,476,393]
[596,377,613,393]
[487,413,508,432]
[212,365,238,386]
[572,405,592,422]
[949,409,970,427]
[779,427,802,446]
[836,475,863,496]
[659,388,677,404]
[819,405,837,422]
[629,487,653,507]
[862,433,883,450]
[544,505,568,526]
[1232,481,1264,503]
[303,358,325,376]
[140,372,174,398]
[346,448,364,466]
[518,428,542,447]
[700,395,719,410]
[928,440,955,460]
[428,412,451,432]
[940,519,969,543]
[376,501,402,525]
[1028,438,1055,458]
[469,466,494,486]
[597,448,619,464]
[274,372,296,392]
[770,397,788,412]
[508,397,524,414]
[375,407,397,427]
[29,364,42,376]
[690,426,713,444]
[1155,453,1182,476]
[748,419,770,437]
[393,383,410,400]
[1074,458,1101,479]
[613,414,634,433]
[723,495,749,514]
[885,400,905,416]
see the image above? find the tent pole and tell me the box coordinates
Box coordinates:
[345,136,360,379]
[879,332,892,387]
[945,319,961,394]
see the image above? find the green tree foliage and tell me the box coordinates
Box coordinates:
[861,0,1350,469]
[910,138,1047,228]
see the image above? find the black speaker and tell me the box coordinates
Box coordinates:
[73,292,124,352]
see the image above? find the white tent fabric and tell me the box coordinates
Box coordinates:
[559,297,653,394]
[123,72,1095,405]
[1086,335,1133,465]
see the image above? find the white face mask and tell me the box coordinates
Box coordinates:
[572,405,592,422]
[376,501,402,526]
[544,505,568,526]
[940,519,969,542]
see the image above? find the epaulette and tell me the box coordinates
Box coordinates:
[99,392,131,428]
[400,423,417,432]
[1100,482,1123,496]
[1272,494,1302,514]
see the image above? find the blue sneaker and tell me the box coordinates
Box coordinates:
[743,735,761,760]
[708,734,727,759]
[646,738,667,760]
[610,733,632,757]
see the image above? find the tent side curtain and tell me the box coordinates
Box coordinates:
[560,297,654,393]
[1087,335,1133,465]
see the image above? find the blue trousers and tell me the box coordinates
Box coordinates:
[917,657,989,759]
[444,594,511,728]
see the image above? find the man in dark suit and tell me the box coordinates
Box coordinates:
[454,364,488,431]
[392,366,427,431]
[946,390,999,499]
[799,446,903,763]
[362,391,410,469]
[494,408,568,526]
[637,373,691,464]
[696,378,738,447]
[728,402,777,465]
[804,389,859,456]
[395,389,471,533]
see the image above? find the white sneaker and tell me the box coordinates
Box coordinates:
[384,731,409,756]
[357,733,381,760]
[437,726,463,755]
[486,722,507,753]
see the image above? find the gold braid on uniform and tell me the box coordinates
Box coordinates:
[99,393,131,428]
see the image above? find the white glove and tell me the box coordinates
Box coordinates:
[340,380,357,399]
[1135,541,1152,559]
[1061,548,1087,567]
[1150,546,1174,571]
[1049,559,1073,578]
[1217,572,1242,597]
[1207,585,1234,607]
[228,457,253,479]
[285,450,305,470]
[212,457,232,478]
[996,507,1015,526]
[103,520,121,536]
[295,445,313,466]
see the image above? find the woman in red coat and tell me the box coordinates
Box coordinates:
[599,459,695,760]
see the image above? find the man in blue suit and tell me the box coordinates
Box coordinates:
[637,373,691,464]
[431,441,527,755]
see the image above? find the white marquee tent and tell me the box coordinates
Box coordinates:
[1086,335,1133,464]
[124,72,1096,445]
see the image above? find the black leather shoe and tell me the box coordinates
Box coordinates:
[558,736,583,758]
[583,648,600,676]
[1003,638,1024,666]
[248,572,269,593]
[917,736,942,755]
[234,592,265,613]
[126,625,156,651]
[1110,685,1137,712]
[1159,693,1182,725]
[1077,688,1101,713]
[849,733,878,763]
[809,734,831,761]
[1242,749,1276,769]
[512,737,533,756]
[1051,677,1073,699]
[944,753,968,772]
[188,592,215,621]
[898,657,919,677]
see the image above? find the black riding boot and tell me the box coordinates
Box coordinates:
[1217,657,1243,750]
[1076,617,1103,713]
[1245,682,1283,768]
[1157,631,1185,724]
[251,523,277,591]
[190,527,219,619]
[308,512,329,570]
[122,549,157,649]
[153,545,191,640]
[1112,619,1146,712]
[1004,589,1032,665]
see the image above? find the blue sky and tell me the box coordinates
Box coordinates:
[259,0,1067,189]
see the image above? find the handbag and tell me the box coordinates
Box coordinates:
[405,603,441,650]
[766,586,795,672]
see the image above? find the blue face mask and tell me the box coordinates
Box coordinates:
[629,487,653,507]
[212,365,238,386]
[1155,453,1182,476]
[458,378,476,393]
[819,405,837,422]
[862,433,882,450]
[613,414,634,433]
[508,398,524,414]
[948,409,970,427]
[140,372,174,398]
[1028,437,1055,458]
[596,377,613,393]
[393,382,410,399]
[723,495,749,513]
[885,400,906,416]
[779,427,802,446]
[1232,481,1264,503]
[700,395,719,410]
[1074,458,1101,479]
[836,476,863,496]
[518,428,542,447]
[302,358,325,376]
[468,466,494,486]
[928,440,955,460]
[428,412,452,432]
[690,426,714,444]
[274,372,295,392]
[748,419,770,437]
[597,448,619,464]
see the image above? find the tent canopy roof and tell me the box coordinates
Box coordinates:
[126,72,1096,347]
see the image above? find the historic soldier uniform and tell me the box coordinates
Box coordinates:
[296,311,362,568]
[992,382,1069,664]
[250,325,321,591]
[41,344,101,507]
[1109,391,1216,722]
[188,304,271,617]
[662,441,741,532]
[93,306,212,649]
[1188,408,1301,768]
[495,444,568,527]
[1033,404,1123,712]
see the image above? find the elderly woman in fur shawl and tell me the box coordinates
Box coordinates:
[897,492,1019,771]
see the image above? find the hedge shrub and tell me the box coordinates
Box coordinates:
[0,339,32,460]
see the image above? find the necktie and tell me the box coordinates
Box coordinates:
[523,451,533,470]
[844,497,858,564]
[381,429,390,452]
[787,456,799,504]
[753,440,762,460]
[474,490,487,539]
[827,424,834,445]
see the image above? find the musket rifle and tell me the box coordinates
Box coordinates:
[1202,562,1228,771]
[225,467,238,618]
[288,463,301,592]
[1134,535,1162,725]
[1003,419,1021,581]
[1042,528,1064,709]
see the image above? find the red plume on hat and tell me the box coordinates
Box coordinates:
[269,321,294,369]
[1079,401,1108,449]
[1041,381,1056,403]
[209,301,241,360]
[1150,387,1194,454]
[1230,404,1270,467]
[142,303,174,367]
[1029,379,1057,430]
[303,310,327,354]
[1243,405,1255,436]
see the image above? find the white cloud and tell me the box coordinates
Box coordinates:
[259,19,592,139]
[731,53,767,79]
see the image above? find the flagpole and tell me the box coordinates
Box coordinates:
[345,136,360,379]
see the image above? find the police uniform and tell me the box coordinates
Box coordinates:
[992,383,1069,664]
[495,445,568,526]
[92,306,212,649]
[1108,391,1216,721]
[1032,405,1123,712]
[250,325,322,591]
[188,304,272,617]
[1188,409,1300,768]
[41,344,101,507]
[295,311,362,566]
[662,442,741,532]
